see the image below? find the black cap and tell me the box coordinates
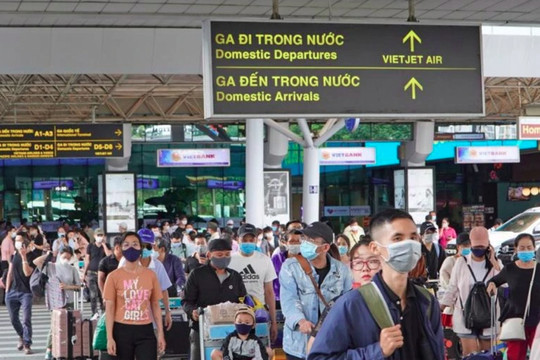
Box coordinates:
[238,223,257,238]
[302,221,333,244]
[420,221,437,235]
[208,238,232,252]
[456,232,471,246]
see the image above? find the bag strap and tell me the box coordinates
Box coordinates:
[295,255,329,308]
[524,263,537,320]
[357,283,394,329]
[414,285,433,320]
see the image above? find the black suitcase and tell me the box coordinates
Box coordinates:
[444,328,462,360]
[163,309,190,359]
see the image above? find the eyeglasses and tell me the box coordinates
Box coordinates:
[351,259,381,271]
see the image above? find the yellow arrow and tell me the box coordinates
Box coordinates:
[402,30,421,52]
[115,143,123,150]
[115,129,122,136]
[404,77,423,100]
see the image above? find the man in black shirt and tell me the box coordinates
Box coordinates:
[185,233,208,274]
[82,228,111,318]
[97,235,122,294]
[183,238,246,360]
[420,221,446,281]
[5,234,37,354]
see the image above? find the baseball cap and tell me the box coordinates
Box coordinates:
[226,219,234,226]
[470,226,489,247]
[238,223,257,238]
[456,232,471,246]
[301,221,333,244]
[208,238,232,252]
[235,307,255,325]
[137,228,155,244]
[94,228,105,236]
[420,221,436,235]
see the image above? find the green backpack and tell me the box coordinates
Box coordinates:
[358,282,433,329]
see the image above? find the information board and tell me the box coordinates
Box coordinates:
[203,20,483,118]
[0,124,130,159]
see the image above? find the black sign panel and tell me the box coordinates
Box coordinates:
[0,124,126,159]
[203,20,483,118]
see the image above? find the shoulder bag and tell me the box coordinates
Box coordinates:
[295,255,329,307]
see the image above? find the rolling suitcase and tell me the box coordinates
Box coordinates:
[81,318,98,359]
[444,328,462,360]
[462,295,503,360]
[51,308,83,359]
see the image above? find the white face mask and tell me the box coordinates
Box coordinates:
[95,236,104,243]
[181,220,188,225]
[57,256,70,265]
[15,242,23,251]
[351,225,360,232]
[424,233,438,244]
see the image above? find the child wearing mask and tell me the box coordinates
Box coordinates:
[211,307,272,360]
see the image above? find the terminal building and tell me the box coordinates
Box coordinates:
[0,1,539,234]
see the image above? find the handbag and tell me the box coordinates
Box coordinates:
[92,314,108,351]
[499,263,537,341]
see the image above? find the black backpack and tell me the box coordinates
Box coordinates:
[461,262,492,331]
[29,253,52,298]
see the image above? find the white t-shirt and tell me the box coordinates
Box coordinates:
[468,259,490,283]
[229,251,277,305]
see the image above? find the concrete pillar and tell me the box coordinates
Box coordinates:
[105,157,130,171]
[302,146,320,224]
[245,118,265,227]
[264,122,290,169]
[399,120,435,167]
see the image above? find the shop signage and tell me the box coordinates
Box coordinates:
[137,177,159,190]
[434,132,485,141]
[455,146,520,164]
[157,148,230,167]
[319,147,376,165]
[0,124,129,159]
[203,20,483,118]
[33,180,74,190]
[324,205,371,217]
[207,179,245,190]
[518,117,540,140]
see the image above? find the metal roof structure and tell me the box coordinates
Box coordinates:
[1,0,539,27]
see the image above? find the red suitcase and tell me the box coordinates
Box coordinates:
[51,308,83,359]
[81,318,98,359]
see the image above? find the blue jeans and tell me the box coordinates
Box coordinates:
[6,290,33,346]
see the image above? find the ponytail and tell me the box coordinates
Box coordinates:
[328,243,341,261]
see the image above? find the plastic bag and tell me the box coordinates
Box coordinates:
[92,314,107,351]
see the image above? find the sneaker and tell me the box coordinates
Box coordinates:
[17,338,23,351]
[90,313,100,321]
[23,345,33,355]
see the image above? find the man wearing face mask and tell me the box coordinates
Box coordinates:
[344,218,365,246]
[207,222,221,241]
[5,234,38,355]
[271,225,303,307]
[183,238,247,360]
[420,221,446,281]
[155,238,186,298]
[280,221,352,360]
[98,236,124,295]
[185,234,208,274]
[229,224,279,342]
[82,228,111,320]
[308,209,444,360]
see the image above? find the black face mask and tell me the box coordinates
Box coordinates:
[471,247,487,258]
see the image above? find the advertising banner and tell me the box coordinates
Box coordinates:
[319,147,376,165]
[157,148,230,167]
[263,170,290,226]
[455,146,520,164]
[519,117,540,140]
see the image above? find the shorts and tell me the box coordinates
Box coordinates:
[456,328,490,340]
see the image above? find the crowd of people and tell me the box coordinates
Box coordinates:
[0,210,538,360]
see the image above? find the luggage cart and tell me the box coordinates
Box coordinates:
[162,298,190,360]
[198,307,270,360]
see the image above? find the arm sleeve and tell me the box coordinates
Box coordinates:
[437,245,446,271]
[440,258,461,307]
[155,261,173,291]
[439,257,453,288]
[429,296,445,360]
[488,266,507,287]
[279,263,306,330]
[103,272,116,301]
[182,271,199,318]
[174,257,186,288]
[264,257,277,283]
[98,257,107,273]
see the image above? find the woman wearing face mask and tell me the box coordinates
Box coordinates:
[103,231,166,360]
[154,239,186,298]
[438,217,457,249]
[34,247,81,360]
[440,226,502,355]
[335,234,351,265]
[271,229,303,308]
[486,233,539,360]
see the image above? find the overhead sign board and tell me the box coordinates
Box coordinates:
[519,117,540,140]
[455,146,520,164]
[207,179,245,190]
[324,205,371,217]
[319,147,376,165]
[434,132,485,141]
[157,148,230,167]
[0,124,130,159]
[203,20,483,119]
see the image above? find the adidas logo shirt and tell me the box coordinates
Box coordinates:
[229,251,277,304]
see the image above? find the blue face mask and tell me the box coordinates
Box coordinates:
[272,226,278,232]
[338,245,348,256]
[300,241,320,261]
[58,232,65,239]
[239,242,257,255]
[142,248,153,259]
[461,248,471,256]
[517,251,535,262]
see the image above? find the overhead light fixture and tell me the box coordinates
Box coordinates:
[523,187,531,196]
[532,187,539,196]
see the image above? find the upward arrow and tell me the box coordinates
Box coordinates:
[404,77,423,100]
[402,30,422,52]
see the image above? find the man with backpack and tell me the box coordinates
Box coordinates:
[308,209,444,360]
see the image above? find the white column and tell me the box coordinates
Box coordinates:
[302,146,320,224]
[245,118,265,227]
